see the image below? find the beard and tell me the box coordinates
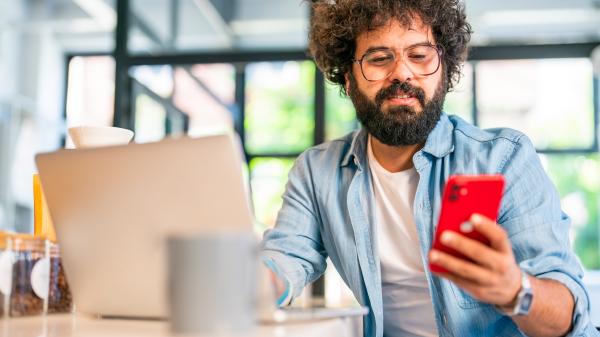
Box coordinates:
[348,73,446,146]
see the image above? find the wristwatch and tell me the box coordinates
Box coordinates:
[500,270,534,316]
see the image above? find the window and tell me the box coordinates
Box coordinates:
[476,58,595,150]
[65,56,116,146]
[130,63,236,143]
[245,60,316,228]
[541,154,600,269]
[467,56,599,270]
[245,61,315,154]
[444,62,474,123]
[325,82,357,141]
[249,158,295,229]
[119,60,315,230]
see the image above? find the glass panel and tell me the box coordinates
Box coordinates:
[476,58,594,150]
[130,65,173,99]
[444,62,473,123]
[129,0,171,54]
[173,64,236,136]
[245,61,315,154]
[133,93,167,143]
[130,63,236,141]
[249,157,295,230]
[325,82,357,141]
[541,153,600,270]
[65,56,116,147]
[128,0,309,55]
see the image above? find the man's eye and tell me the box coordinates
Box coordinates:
[408,54,428,62]
[366,55,393,65]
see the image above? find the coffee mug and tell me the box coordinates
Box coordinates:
[167,232,258,335]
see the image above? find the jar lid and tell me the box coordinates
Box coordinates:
[0,233,62,256]
[10,235,47,252]
[0,231,9,250]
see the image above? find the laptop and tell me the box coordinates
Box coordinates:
[36,134,367,322]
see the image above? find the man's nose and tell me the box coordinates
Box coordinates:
[387,57,414,83]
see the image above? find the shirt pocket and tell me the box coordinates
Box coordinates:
[449,282,485,309]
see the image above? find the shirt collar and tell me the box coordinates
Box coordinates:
[420,113,455,158]
[341,128,368,169]
[340,113,454,168]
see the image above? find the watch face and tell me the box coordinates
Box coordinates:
[520,292,533,313]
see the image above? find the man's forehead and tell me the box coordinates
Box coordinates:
[359,14,432,43]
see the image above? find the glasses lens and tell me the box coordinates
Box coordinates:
[361,50,395,81]
[405,45,440,76]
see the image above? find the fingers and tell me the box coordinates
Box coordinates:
[470,213,512,253]
[429,249,494,285]
[439,230,504,271]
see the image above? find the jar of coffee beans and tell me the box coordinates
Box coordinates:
[10,236,72,317]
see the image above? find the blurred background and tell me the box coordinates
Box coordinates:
[0,0,599,320]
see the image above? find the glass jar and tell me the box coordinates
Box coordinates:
[9,236,72,317]
[47,243,72,314]
[10,235,46,317]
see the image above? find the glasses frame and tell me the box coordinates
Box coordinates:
[353,44,443,82]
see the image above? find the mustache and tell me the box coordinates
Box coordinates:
[375,80,426,107]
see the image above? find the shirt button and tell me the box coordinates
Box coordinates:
[442,313,447,325]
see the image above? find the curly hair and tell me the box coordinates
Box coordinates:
[309,0,472,95]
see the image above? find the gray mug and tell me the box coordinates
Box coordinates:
[167,232,258,335]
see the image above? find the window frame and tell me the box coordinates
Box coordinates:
[467,43,600,154]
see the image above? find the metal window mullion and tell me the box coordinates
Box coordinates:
[61,55,74,147]
[235,63,247,163]
[593,75,599,152]
[314,66,325,146]
[128,51,309,66]
[169,0,180,49]
[114,0,131,130]
[471,61,478,127]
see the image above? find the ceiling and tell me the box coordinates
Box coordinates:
[0,0,599,53]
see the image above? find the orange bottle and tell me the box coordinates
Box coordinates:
[33,174,56,242]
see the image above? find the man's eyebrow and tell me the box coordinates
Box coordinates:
[409,41,435,47]
[363,46,392,54]
[362,41,434,55]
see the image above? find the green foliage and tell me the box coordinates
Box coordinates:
[249,158,296,230]
[544,154,600,269]
[245,61,315,154]
[325,82,358,140]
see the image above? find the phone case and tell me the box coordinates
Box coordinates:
[429,174,505,273]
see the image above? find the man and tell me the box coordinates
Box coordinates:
[260,0,599,336]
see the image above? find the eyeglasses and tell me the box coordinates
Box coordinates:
[353,44,442,82]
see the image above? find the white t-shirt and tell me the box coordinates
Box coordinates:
[367,137,438,337]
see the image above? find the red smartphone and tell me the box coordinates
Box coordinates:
[429,174,505,273]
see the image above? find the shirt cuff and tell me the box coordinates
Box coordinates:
[262,258,294,307]
[533,270,594,336]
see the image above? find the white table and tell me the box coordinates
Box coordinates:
[0,314,363,337]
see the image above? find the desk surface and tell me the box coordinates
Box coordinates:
[1,314,362,337]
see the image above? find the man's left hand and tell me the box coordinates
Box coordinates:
[429,213,522,307]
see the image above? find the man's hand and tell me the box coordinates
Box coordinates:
[429,213,522,307]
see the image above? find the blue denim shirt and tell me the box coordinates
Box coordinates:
[260,114,598,337]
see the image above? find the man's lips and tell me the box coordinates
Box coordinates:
[385,91,418,106]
